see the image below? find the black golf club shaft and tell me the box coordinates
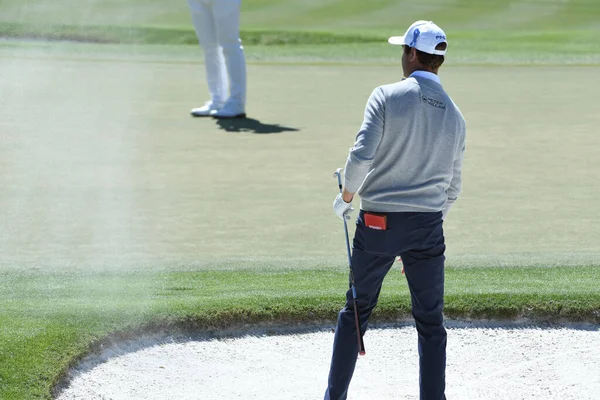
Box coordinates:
[334,169,366,356]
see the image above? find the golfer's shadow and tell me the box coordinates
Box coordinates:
[215,118,299,134]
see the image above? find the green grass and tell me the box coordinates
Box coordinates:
[2,23,600,65]
[1,50,598,399]
[0,23,384,45]
[2,0,600,64]
[3,23,600,65]
[1,0,599,33]
[2,59,599,262]
[1,266,599,398]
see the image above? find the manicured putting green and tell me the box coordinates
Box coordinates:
[1,53,599,268]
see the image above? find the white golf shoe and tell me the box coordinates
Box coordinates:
[210,102,246,119]
[190,101,222,117]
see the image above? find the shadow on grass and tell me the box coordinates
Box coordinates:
[215,118,300,134]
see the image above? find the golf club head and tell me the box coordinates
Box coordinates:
[333,168,343,189]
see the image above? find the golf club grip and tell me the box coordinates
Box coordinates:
[353,299,366,355]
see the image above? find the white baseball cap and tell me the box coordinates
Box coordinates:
[388,20,448,55]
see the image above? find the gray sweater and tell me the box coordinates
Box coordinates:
[344,75,466,215]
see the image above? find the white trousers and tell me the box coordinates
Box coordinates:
[187,0,247,109]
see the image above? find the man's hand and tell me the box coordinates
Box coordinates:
[333,193,354,220]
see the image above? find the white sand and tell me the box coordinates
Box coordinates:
[55,322,600,400]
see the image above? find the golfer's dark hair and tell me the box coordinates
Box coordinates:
[404,42,447,69]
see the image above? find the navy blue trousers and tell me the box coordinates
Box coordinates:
[325,211,447,400]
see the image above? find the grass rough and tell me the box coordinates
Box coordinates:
[1,266,599,398]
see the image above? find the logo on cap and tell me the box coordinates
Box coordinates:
[410,29,420,47]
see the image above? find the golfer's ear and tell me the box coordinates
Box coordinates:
[409,47,417,61]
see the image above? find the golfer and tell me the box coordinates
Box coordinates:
[325,21,466,400]
[187,0,247,119]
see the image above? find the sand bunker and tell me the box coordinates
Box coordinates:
[56,322,600,400]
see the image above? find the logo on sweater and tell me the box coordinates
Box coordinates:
[422,95,446,109]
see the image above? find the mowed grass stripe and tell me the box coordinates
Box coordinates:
[425,0,514,28]
[271,0,409,30]
[0,0,599,33]
[455,0,570,30]
[241,0,600,34]
[240,0,343,30]
[0,0,192,27]
[537,0,600,29]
